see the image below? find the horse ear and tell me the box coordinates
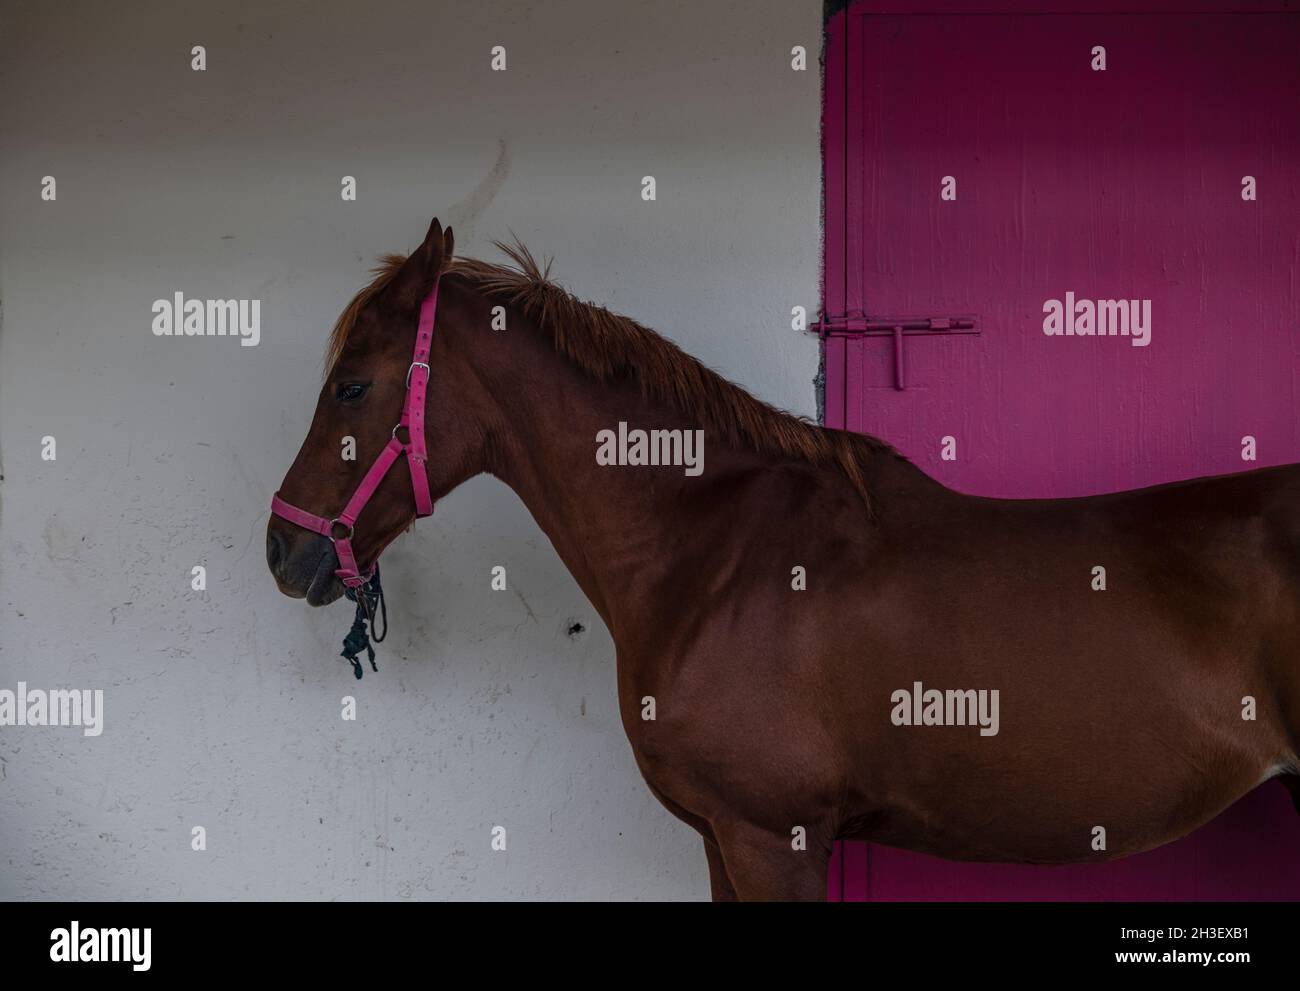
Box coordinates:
[389,216,452,312]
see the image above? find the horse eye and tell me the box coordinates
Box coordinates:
[336,382,369,403]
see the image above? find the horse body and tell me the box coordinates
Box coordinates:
[605,449,1300,894]
[269,219,1300,900]
[772,461,1300,863]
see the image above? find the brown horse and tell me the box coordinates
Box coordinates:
[268,217,1300,900]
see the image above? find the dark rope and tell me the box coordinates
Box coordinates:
[340,564,386,679]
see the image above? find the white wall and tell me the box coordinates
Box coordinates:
[0,0,822,899]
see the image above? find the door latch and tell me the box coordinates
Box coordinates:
[814,312,979,390]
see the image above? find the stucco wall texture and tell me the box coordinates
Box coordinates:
[0,0,823,898]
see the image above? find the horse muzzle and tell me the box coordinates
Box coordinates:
[267,526,345,606]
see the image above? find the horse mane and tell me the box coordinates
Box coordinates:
[325,238,901,508]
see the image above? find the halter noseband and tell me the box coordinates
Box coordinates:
[270,278,440,676]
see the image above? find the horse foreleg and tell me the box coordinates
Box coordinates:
[703,837,738,901]
[713,819,830,901]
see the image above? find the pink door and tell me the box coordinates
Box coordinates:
[823,1,1300,900]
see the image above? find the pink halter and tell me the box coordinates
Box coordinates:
[271,278,440,588]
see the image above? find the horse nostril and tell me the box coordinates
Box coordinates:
[267,529,287,572]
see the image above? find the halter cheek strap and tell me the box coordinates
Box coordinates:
[271,277,440,588]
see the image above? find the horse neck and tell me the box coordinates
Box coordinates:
[459,308,777,631]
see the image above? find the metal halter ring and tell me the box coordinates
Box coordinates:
[406,361,430,388]
[328,518,354,543]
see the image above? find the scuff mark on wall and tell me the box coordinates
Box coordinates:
[43,513,85,563]
[512,586,538,624]
[444,138,512,243]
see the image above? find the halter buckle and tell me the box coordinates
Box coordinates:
[406,361,430,388]
[328,518,354,543]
